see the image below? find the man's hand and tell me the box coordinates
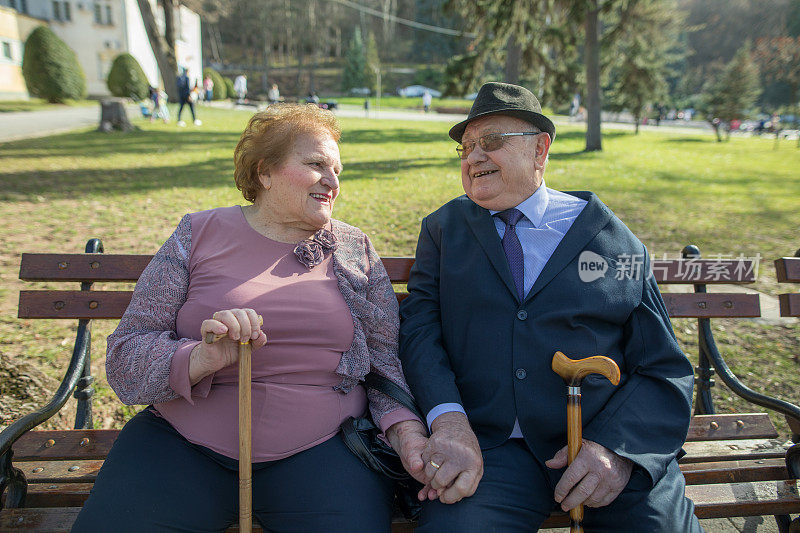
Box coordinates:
[385,420,429,485]
[545,439,633,511]
[420,411,483,504]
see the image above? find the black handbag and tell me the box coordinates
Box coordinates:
[340,373,425,520]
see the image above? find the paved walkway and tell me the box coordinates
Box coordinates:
[0,105,103,142]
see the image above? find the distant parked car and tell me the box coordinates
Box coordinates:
[397,85,442,98]
[349,87,371,96]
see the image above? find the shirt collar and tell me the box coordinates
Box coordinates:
[489,181,549,228]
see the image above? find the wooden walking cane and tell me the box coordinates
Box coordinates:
[204,332,254,532]
[551,351,621,533]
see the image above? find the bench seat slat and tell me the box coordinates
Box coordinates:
[12,430,118,461]
[681,459,789,485]
[680,439,792,463]
[16,460,103,484]
[687,480,800,519]
[0,508,269,532]
[778,293,800,317]
[685,414,778,442]
[775,257,800,283]
[12,456,789,488]
[4,480,799,529]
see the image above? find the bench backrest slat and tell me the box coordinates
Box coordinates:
[18,291,133,320]
[778,294,800,317]
[661,293,760,318]
[19,254,152,282]
[17,290,761,320]
[775,257,800,283]
[19,254,759,285]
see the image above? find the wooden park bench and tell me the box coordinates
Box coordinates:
[1,240,799,531]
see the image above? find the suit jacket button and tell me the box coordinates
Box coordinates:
[515,368,527,380]
[516,310,528,320]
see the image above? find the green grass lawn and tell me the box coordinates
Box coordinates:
[0,98,97,113]
[0,107,798,434]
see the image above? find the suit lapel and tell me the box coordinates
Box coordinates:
[460,197,520,301]
[524,192,613,303]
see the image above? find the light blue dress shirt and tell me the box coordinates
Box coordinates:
[426,183,588,438]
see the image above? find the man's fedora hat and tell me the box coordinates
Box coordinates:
[449,82,556,143]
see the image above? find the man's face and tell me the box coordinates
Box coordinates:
[459,115,550,211]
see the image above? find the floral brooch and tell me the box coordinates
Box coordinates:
[293,228,337,269]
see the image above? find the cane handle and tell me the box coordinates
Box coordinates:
[552,351,620,386]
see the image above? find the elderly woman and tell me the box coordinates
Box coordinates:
[73,105,429,532]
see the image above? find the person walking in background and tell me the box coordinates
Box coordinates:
[234,74,248,103]
[422,91,432,113]
[177,68,201,127]
[203,75,214,105]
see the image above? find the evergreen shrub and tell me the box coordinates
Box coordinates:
[107,53,150,100]
[22,26,87,103]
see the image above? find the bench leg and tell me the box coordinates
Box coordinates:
[694,336,715,416]
[0,450,26,509]
[73,319,94,430]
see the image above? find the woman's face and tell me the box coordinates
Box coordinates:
[259,132,342,231]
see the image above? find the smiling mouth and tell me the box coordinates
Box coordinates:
[472,170,498,179]
[309,193,332,204]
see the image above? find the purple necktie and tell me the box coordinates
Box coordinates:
[495,208,525,300]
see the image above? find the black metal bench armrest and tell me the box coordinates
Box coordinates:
[699,317,800,444]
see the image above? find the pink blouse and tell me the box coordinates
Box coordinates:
[106,206,417,461]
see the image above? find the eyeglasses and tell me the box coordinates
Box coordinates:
[456,131,541,159]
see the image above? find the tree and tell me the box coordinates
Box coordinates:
[604,0,683,133]
[22,26,86,103]
[342,26,368,92]
[364,31,381,94]
[700,44,761,141]
[445,0,682,151]
[136,0,178,100]
[754,36,800,145]
[107,53,150,100]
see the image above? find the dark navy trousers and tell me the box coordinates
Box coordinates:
[72,409,394,532]
[417,439,703,533]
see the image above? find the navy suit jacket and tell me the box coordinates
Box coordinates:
[399,191,694,486]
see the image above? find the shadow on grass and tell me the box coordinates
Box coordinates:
[0,156,234,201]
[0,129,242,158]
[341,157,453,180]
[343,128,450,145]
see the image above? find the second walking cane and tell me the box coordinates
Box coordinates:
[551,351,621,533]
[205,332,254,532]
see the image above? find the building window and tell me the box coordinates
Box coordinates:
[52,1,71,21]
[94,1,113,25]
[2,41,12,61]
[20,0,28,14]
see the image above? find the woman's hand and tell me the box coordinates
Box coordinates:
[385,419,431,488]
[188,308,267,384]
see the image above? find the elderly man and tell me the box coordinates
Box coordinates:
[399,82,702,532]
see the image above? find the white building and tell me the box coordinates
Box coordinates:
[0,0,201,98]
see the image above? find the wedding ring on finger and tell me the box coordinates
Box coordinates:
[429,460,441,470]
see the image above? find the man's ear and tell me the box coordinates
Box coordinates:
[534,134,551,167]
